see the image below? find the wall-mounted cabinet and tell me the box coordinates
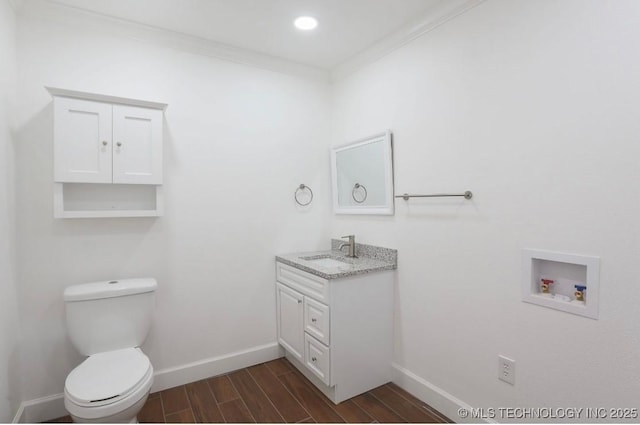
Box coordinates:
[48,87,166,218]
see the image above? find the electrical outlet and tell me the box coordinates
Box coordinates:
[498,355,515,385]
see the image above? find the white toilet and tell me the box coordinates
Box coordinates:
[63,278,157,423]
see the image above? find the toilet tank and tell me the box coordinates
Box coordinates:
[64,278,157,356]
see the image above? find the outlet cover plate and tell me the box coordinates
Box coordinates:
[499,355,515,385]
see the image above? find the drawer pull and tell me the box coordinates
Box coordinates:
[298,300,302,304]
[312,357,317,362]
[311,318,317,323]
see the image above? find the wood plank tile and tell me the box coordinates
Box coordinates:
[228,369,285,423]
[139,396,166,423]
[278,372,344,423]
[208,375,240,403]
[370,385,441,423]
[265,358,293,376]
[219,399,256,423]
[186,379,224,423]
[40,364,450,425]
[165,408,196,423]
[297,418,316,423]
[352,393,407,423]
[248,363,309,423]
[332,400,374,423]
[386,383,451,422]
[161,386,191,415]
[285,369,371,423]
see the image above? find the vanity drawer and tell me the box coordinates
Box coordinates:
[304,333,330,386]
[304,297,330,345]
[276,262,329,303]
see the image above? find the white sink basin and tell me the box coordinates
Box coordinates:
[308,258,349,268]
[300,255,351,268]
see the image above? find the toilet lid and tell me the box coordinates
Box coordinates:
[65,348,151,405]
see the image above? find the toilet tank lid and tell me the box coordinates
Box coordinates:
[64,278,158,302]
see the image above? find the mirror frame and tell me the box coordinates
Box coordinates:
[331,130,394,215]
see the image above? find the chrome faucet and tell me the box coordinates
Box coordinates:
[338,235,357,258]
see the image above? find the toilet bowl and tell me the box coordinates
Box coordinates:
[64,348,153,423]
[63,278,157,423]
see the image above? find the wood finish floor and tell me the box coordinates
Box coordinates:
[49,358,451,423]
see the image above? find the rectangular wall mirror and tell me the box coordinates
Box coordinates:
[331,130,394,215]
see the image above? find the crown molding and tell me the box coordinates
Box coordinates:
[21,0,484,84]
[331,0,486,81]
[23,0,329,82]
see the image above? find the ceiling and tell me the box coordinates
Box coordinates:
[46,0,445,69]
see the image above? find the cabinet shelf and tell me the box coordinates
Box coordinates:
[54,183,163,219]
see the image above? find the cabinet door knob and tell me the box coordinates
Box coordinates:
[311,357,317,362]
[297,300,302,304]
[311,318,317,323]
[102,140,108,146]
[117,142,122,147]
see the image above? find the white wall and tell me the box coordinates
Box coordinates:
[332,0,640,418]
[12,0,640,419]
[15,1,331,402]
[0,0,22,422]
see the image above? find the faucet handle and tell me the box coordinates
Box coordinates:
[341,234,355,240]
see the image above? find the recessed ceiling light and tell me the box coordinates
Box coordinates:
[294,16,318,31]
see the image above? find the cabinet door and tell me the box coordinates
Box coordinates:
[112,105,163,184]
[276,283,304,361]
[54,97,113,183]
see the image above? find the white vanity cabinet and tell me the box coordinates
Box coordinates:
[48,87,166,218]
[275,261,394,404]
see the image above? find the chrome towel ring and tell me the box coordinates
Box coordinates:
[352,183,367,203]
[295,184,313,206]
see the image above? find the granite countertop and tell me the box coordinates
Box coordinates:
[276,240,397,280]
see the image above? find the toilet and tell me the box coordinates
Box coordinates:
[63,278,157,423]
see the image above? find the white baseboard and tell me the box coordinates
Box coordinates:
[151,342,283,392]
[13,342,283,423]
[11,404,24,424]
[13,393,67,424]
[392,362,492,424]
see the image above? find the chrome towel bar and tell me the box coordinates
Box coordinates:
[395,191,473,201]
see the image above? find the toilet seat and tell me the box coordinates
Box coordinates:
[64,348,153,420]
